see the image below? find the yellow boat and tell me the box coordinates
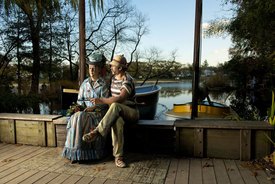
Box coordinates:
[165,101,231,119]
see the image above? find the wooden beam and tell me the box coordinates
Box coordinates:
[191,0,203,118]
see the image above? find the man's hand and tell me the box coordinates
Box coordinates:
[90,98,103,105]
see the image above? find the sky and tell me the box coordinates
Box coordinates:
[131,0,234,66]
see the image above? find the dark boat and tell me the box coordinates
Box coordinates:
[135,85,162,120]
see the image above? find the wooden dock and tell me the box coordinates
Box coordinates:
[0,143,274,184]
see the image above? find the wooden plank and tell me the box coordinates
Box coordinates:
[0,168,29,183]
[104,179,119,184]
[138,120,174,127]
[90,177,107,184]
[19,170,50,184]
[178,128,194,156]
[56,124,67,147]
[175,158,189,184]
[0,143,274,184]
[15,120,46,146]
[75,176,95,184]
[61,175,82,184]
[175,119,273,130]
[0,166,19,179]
[152,169,167,184]
[212,159,231,184]
[202,159,216,184]
[47,173,71,184]
[139,168,156,183]
[53,116,68,125]
[38,121,46,146]
[235,160,259,184]
[189,159,202,184]
[0,113,61,121]
[0,119,15,143]
[0,144,23,155]
[255,170,273,184]
[224,159,245,184]
[33,172,60,184]
[0,146,46,170]
[206,129,240,159]
[194,128,204,157]
[0,145,33,167]
[0,143,10,149]
[46,121,56,147]
[45,157,69,172]
[5,169,39,184]
[117,181,132,184]
[127,165,143,183]
[240,129,251,161]
[253,130,272,159]
[55,162,82,175]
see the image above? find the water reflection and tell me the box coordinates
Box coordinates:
[155,81,230,119]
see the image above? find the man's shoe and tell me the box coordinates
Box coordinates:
[82,130,98,142]
[115,157,126,168]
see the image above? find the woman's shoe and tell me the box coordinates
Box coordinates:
[70,160,78,164]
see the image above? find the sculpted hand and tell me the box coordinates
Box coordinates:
[84,106,96,112]
[90,98,103,104]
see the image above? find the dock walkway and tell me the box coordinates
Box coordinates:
[0,143,274,184]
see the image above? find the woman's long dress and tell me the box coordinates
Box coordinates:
[62,109,108,161]
[62,77,109,161]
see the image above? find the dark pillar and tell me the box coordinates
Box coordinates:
[79,0,86,85]
[191,0,202,119]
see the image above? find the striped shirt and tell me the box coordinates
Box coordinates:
[110,73,135,101]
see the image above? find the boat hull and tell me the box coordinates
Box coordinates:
[166,101,231,119]
[135,85,161,120]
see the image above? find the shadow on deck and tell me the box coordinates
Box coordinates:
[0,143,275,184]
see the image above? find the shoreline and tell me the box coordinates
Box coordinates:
[136,79,191,83]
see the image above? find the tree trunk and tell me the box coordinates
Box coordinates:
[29,29,41,114]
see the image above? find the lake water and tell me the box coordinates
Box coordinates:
[153,81,231,119]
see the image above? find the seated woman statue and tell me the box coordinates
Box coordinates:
[62,51,109,163]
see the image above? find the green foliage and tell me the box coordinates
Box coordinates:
[268,91,275,126]
[204,72,231,89]
[66,102,86,116]
[228,0,275,58]
[0,92,39,113]
[229,95,261,120]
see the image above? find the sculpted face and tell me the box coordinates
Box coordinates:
[89,64,100,79]
[110,64,121,75]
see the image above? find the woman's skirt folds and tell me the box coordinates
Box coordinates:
[62,110,107,161]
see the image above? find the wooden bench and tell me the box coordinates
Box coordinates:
[175,119,274,160]
[0,113,62,147]
[53,116,176,150]
[1,112,273,161]
[60,87,79,115]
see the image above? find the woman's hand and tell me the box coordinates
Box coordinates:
[74,105,81,112]
[84,106,96,112]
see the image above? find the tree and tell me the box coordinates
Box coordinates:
[85,0,148,62]
[0,0,105,113]
[204,0,274,119]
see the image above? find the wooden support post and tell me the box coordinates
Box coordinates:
[194,128,204,157]
[46,121,56,147]
[240,129,251,161]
